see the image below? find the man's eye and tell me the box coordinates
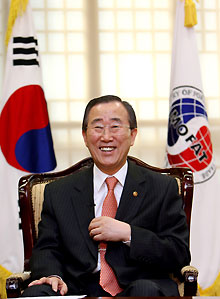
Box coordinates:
[111,125,120,129]
[94,126,103,129]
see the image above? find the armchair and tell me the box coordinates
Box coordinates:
[6,156,198,297]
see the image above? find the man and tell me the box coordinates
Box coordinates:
[22,95,190,297]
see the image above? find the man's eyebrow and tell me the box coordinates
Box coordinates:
[111,118,122,123]
[90,117,122,125]
[90,118,103,125]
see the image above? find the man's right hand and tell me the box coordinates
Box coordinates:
[28,276,68,296]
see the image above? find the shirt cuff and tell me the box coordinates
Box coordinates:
[122,235,131,246]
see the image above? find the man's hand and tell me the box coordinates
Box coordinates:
[28,276,68,296]
[88,216,131,242]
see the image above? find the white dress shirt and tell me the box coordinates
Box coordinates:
[93,161,128,271]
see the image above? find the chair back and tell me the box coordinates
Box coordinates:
[18,156,193,270]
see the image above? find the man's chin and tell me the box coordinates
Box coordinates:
[96,159,119,174]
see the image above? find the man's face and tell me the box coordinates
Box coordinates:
[82,101,137,175]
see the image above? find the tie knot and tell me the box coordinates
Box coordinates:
[105,176,118,190]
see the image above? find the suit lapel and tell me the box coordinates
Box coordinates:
[116,160,148,222]
[70,164,98,261]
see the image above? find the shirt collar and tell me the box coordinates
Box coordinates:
[94,161,128,192]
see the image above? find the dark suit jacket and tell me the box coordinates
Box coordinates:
[30,160,190,293]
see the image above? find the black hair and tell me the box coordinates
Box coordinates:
[82,95,137,131]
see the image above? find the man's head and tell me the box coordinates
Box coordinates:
[82,95,137,175]
[82,95,137,132]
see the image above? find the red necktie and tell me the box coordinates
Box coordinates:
[99,177,123,296]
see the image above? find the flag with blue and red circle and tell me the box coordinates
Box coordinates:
[0,84,56,173]
[0,1,56,277]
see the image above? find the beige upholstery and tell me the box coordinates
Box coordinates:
[31,181,54,238]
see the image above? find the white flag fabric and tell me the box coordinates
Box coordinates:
[0,0,56,284]
[166,0,220,295]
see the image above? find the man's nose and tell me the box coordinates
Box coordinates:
[101,127,113,139]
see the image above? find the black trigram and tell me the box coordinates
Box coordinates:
[13,36,39,66]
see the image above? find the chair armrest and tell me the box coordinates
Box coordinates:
[171,265,198,296]
[6,267,198,297]
[181,265,199,296]
[6,271,31,298]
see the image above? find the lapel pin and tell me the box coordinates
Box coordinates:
[133,191,138,197]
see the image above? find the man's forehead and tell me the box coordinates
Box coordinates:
[88,102,128,118]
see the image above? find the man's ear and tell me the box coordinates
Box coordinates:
[130,128,137,146]
[82,130,88,147]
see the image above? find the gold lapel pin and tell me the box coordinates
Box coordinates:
[133,191,138,197]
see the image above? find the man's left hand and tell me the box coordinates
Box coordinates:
[88,216,131,242]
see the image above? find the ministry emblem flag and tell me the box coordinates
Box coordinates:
[0,1,56,296]
[166,0,220,295]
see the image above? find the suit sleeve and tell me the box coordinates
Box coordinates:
[129,177,191,272]
[30,183,65,280]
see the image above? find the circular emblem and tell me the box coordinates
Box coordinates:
[166,86,215,184]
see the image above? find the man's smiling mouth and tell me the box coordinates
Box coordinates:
[100,147,115,152]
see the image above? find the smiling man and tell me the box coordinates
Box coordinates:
[82,97,137,178]
[22,95,190,297]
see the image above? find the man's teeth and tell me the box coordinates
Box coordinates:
[100,147,114,152]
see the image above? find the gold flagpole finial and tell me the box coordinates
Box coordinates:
[184,0,199,27]
[5,0,29,46]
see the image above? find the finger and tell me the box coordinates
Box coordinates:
[28,280,39,287]
[51,279,59,293]
[89,221,101,233]
[88,217,101,230]
[28,277,47,287]
[59,282,68,296]
[90,226,103,237]
[92,234,103,241]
